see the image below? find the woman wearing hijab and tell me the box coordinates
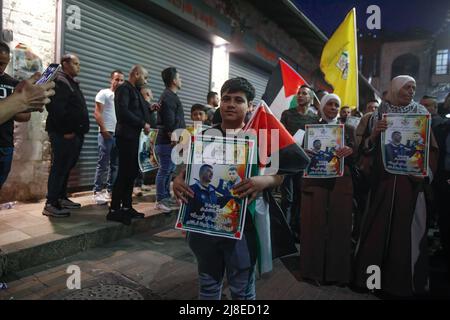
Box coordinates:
[299,93,356,285]
[354,75,439,297]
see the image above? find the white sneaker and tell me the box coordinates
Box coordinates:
[93,192,107,205]
[103,190,112,201]
[155,202,172,213]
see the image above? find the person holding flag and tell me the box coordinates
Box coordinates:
[173,77,308,300]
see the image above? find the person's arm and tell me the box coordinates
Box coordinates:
[13,112,31,122]
[173,166,194,204]
[160,94,177,133]
[115,85,146,129]
[0,74,55,125]
[94,100,112,139]
[233,175,284,204]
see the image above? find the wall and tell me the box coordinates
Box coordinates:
[379,40,432,99]
[0,0,57,202]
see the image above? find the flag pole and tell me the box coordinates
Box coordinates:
[353,7,360,111]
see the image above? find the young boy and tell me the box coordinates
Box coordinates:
[173,77,284,300]
[191,103,208,123]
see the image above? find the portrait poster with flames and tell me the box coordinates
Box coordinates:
[304,124,345,178]
[175,135,255,240]
[381,113,431,176]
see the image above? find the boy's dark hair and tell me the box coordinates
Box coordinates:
[0,42,10,55]
[191,104,207,114]
[207,91,218,102]
[162,67,178,88]
[110,70,123,78]
[199,164,213,175]
[221,77,255,102]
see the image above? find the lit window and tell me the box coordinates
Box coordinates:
[436,49,449,75]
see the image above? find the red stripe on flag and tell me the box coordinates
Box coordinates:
[280,59,306,98]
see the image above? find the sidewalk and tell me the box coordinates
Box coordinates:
[0,188,177,278]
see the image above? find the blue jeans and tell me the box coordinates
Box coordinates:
[0,147,14,189]
[93,132,118,193]
[188,231,257,300]
[46,133,83,204]
[155,144,175,202]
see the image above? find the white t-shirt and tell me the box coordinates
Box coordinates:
[95,88,117,132]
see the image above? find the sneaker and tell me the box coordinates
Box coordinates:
[155,201,172,213]
[167,197,180,207]
[59,198,82,209]
[93,192,107,205]
[103,190,112,201]
[106,208,131,226]
[133,187,143,197]
[123,207,145,219]
[43,203,71,218]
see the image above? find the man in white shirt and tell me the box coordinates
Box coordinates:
[93,70,124,204]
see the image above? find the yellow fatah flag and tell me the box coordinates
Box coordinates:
[320,8,359,109]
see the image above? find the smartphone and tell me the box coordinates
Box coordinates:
[35,63,61,85]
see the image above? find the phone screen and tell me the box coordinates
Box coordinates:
[36,64,61,85]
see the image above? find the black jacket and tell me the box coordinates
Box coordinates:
[114,81,151,139]
[45,71,90,135]
[156,88,186,145]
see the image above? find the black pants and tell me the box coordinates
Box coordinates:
[46,133,83,204]
[280,173,302,235]
[111,136,139,210]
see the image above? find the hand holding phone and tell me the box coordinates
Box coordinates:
[35,64,61,85]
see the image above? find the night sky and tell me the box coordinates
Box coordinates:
[293,0,450,37]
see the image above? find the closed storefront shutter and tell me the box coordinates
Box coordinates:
[63,0,212,188]
[229,55,271,104]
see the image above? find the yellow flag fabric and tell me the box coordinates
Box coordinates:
[320,8,359,109]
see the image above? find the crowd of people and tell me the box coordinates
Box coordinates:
[1,40,450,300]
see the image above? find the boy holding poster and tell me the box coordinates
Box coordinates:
[173,77,284,300]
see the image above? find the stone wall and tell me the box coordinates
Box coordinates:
[0,0,57,202]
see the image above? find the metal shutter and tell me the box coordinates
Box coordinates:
[63,0,212,188]
[229,55,271,104]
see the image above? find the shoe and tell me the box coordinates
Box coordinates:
[123,207,145,219]
[43,203,71,218]
[155,201,172,213]
[167,197,180,207]
[133,187,143,197]
[141,185,152,192]
[103,190,112,201]
[106,208,131,226]
[93,192,107,205]
[59,198,81,209]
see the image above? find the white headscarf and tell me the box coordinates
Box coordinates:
[386,75,416,106]
[320,93,341,123]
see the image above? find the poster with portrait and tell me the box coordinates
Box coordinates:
[381,113,431,176]
[303,124,345,178]
[175,135,255,240]
[138,129,159,173]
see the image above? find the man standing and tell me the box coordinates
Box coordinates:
[205,91,219,126]
[92,70,124,205]
[109,65,151,225]
[338,106,351,124]
[43,54,90,217]
[280,85,318,241]
[155,67,186,213]
[0,42,32,189]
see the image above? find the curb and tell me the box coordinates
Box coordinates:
[0,210,177,279]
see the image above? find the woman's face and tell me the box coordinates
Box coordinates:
[397,81,416,106]
[323,99,339,120]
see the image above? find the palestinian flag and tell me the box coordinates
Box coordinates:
[243,101,310,175]
[243,101,310,275]
[262,58,307,120]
